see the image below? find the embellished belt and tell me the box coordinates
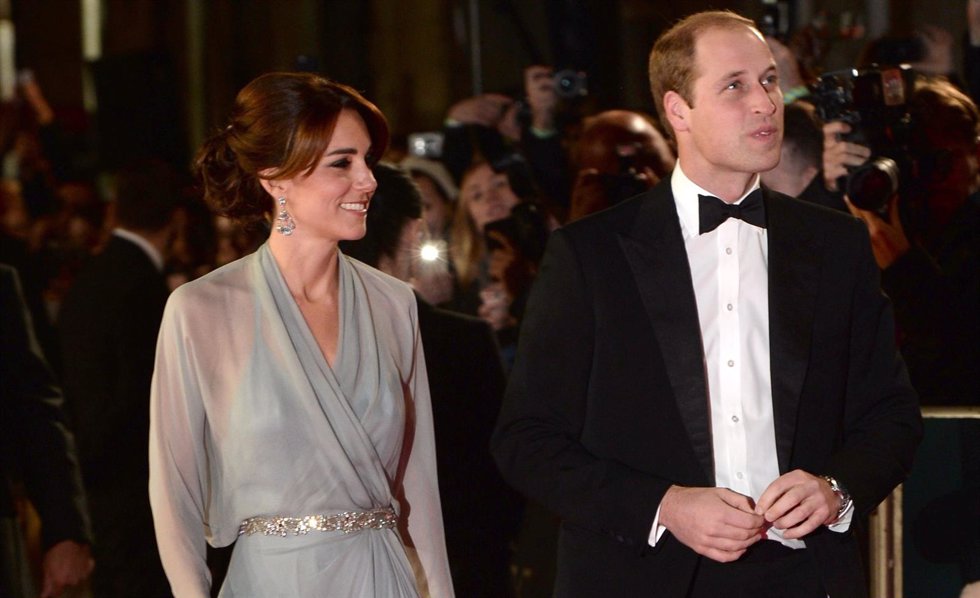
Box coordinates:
[238,506,397,537]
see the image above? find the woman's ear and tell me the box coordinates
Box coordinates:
[258,168,287,199]
[663,91,691,134]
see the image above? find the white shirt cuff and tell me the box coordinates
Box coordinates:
[648,503,667,546]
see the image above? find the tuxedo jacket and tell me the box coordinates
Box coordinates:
[0,264,91,598]
[491,180,922,598]
[57,234,171,596]
[58,234,169,481]
[416,295,520,597]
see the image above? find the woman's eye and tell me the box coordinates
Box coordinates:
[329,158,352,169]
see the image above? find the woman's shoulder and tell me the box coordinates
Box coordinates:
[346,256,416,307]
[167,252,258,313]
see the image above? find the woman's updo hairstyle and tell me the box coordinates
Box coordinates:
[194,72,389,225]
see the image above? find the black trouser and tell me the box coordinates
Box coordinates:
[687,541,826,598]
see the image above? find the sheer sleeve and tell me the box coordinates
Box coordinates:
[148,290,212,598]
[401,298,455,598]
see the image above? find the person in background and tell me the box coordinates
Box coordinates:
[567,109,674,222]
[1,264,93,598]
[824,76,979,597]
[57,158,179,597]
[400,155,458,245]
[150,72,453,597]
[440,65,574,216]
[760,100,842,210]
[399,155,458,306]
[446,159,523,316]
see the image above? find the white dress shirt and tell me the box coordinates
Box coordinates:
[648,164,851,549]
[113,227,165,272]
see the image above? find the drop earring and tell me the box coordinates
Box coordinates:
[275,196,296,236]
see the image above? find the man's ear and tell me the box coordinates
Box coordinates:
[663,91,691,134]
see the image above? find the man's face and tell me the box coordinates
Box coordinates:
[666,26,783,192]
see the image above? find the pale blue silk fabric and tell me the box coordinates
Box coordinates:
[149,244,453,597]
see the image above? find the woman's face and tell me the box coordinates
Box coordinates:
[413,174,452,237]
[275,109,378,242]
[460,163,520,231]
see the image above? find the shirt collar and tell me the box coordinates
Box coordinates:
[113,228,164,272]
[670,162,762,239]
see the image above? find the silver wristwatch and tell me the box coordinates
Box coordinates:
[821,475,852,522]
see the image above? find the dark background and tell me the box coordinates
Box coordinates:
[5,0,968,171]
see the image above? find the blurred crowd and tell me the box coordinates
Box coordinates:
[1,5,978,597]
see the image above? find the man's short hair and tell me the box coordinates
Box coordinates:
[908,76,980,150]
[113,159,181,232]
[647,10,758,139]
[782,100,823,170]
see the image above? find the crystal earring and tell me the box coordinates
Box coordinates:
[275,196,296,236]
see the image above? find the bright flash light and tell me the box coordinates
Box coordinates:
[419,242,442,262]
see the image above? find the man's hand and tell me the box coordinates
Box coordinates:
[844,194,911,269]
[40,540,94,598]
[659,485,766,562]
[755,470,839,540]
[822,121,871,191]
[446,94,514,128]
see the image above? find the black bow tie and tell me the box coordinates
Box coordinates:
[698,189,766,234]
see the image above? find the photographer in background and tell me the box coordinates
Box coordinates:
[566,109,674,222]
[835,74,979,598]
[439,65,579,218]
[822,75,979,408]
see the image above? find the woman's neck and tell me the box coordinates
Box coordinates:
[268,234,341,303]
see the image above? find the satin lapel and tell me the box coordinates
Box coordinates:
[618,186,714,484]
[764,189,821,473]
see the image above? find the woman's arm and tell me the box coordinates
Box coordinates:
[148,292,212,598]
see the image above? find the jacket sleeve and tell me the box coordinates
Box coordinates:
[1,266,92,550]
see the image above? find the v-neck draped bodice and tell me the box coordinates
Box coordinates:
[149,244,453,597]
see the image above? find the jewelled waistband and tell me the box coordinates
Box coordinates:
[238,506,397,537]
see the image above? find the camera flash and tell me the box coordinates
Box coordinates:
[419,242,441,262]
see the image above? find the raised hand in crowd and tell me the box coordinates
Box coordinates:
[446,93,514,130]
[821,120,871,192]
[843,194,910,269]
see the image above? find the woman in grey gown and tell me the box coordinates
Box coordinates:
[148,72,454,597]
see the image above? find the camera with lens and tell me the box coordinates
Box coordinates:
[759,0,791,39]
[597,151,650,206]
[406,131,445,159]
[810,65,916,211]
[553,69,588,100]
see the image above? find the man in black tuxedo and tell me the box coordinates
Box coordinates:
[491,11,922,598]
[1,264,93,598]
[58,160,178,597]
